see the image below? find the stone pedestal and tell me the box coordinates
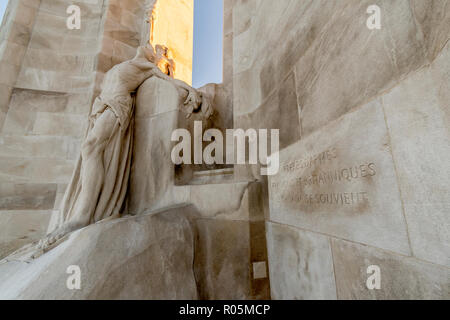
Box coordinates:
[128,77,270,300]
[0,206,198,300]
[129,76,186,214]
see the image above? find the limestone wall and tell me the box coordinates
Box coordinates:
[149,0,194,85]
[223,0,233,103]
[228,0,450,299]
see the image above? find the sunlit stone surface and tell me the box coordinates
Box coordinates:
[0,0,448,300]
[149,0,194,85]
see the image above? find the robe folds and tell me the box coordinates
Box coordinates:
[48,96,135,233]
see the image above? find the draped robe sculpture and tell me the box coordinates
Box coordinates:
[39,45,212,250]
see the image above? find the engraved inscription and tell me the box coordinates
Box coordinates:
[273,162,376,188]
[271,147,378,209]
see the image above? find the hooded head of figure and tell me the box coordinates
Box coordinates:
[134,44,158,64]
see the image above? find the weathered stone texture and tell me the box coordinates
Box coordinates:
[225,0,450,299]
[129,77,184,215]
[0,207,198,300]
[128,77,269,300]
[382,41,450,266]
[0,183,56,211]
[0,0,40,129]
[0,0,448,301]
[232,0,450,139]
[266,222,337,300]
[332,239,450,299]
[0,210,51,259]
[268,99,411,255]
[194,218,251,300]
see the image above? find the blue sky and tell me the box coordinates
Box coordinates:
[193,0,223,88]
[0,0,7,25]
[0,0,223,88]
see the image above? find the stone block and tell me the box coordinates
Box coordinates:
[0,183,57,210]
[0,157,73,185]
[331,238,450,299]
[128,111,182,214]
[120,10,141,34]
[1,109,35,135]
[266,222,337,300]
[27,28,63,52]
[0,157,75,184]
[0,210,51,259]
[252,261,267,280]
[0,157,33,183]
[296,0,427,137]
[235,72,300,150]
[0,110,6,132]
[231,0,441,140]
[0,84,13,113]
[112,39,137,62]
[2,88,85,135]
[0,41,27,66]
[30,158,76,184]
[189,181,266,221]
[193,218,252,300]
[0,61,21,86]
[13,2,37,28]
[0,135,69,159]
[135,77,182,118]
[268,99,411,255]
[382,42,450,266]
[410,0,450,61]
[5,21,32,46]
[32,112,87,137]
[22,48,95,76]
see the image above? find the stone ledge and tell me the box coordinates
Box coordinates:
[0,206,198,300]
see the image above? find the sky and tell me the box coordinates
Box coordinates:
[193,0,223,88]
[0,0,223,88]
[0,0,7,26]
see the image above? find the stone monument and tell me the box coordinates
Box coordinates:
[39,44,206,250]
[0,0,448,300]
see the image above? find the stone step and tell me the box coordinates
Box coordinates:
[189,167,234,185]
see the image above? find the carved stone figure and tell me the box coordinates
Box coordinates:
[39,45,211,250]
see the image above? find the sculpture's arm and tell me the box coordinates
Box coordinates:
[150,66,193,94]
[133,59,193,94]
[148,65,202,112]
[132,57,202,115]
